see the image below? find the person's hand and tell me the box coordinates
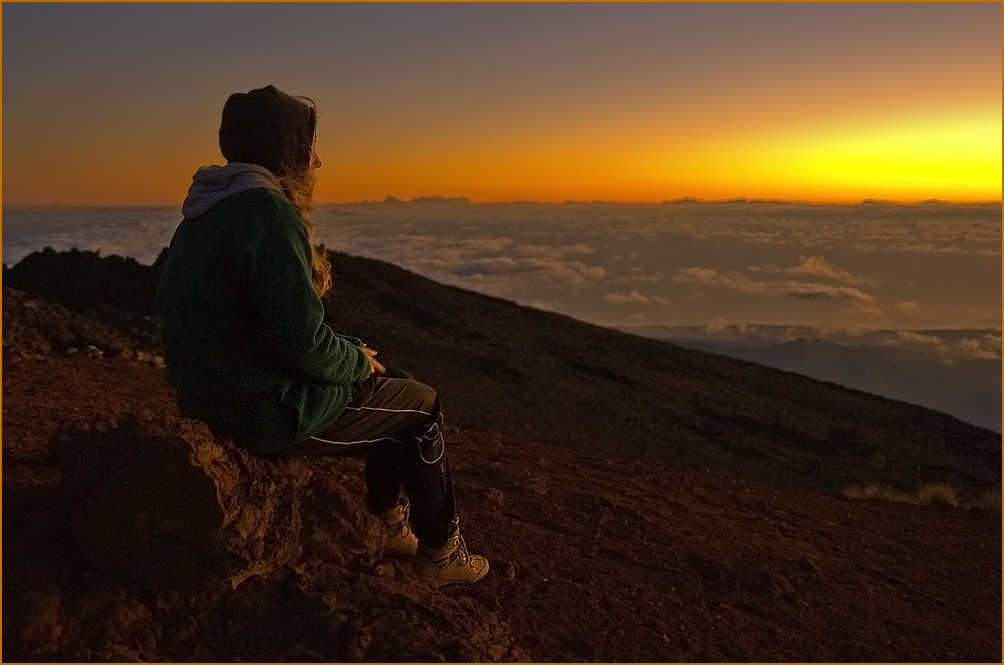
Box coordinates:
[360,344,386,376]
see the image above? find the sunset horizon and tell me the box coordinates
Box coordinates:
[3,3,1000,208]
[6,196,1003,209]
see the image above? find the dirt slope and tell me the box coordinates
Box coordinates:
[3,355,1000,662]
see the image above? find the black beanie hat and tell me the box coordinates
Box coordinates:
[219,85,316,176]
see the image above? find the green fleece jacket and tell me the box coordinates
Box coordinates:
[156,187,371,453]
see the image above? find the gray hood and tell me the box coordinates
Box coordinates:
[181,162,284,219]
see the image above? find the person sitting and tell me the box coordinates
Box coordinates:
[156,85,488,586]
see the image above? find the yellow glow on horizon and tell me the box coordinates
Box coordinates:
[779,110,1000,201]
[659,108,1003,203]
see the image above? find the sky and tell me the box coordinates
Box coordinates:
[3,2,1001,206]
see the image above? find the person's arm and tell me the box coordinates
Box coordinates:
[248,194,372,385]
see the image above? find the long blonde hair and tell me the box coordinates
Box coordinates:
[277,168,333,297]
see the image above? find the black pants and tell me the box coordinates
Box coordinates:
[274,369,457,549]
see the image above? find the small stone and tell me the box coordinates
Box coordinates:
[798,556,824,579]
[486,488,506,507]
[487,644,508,661]
[344,627,372,661]
[16,585,63,642]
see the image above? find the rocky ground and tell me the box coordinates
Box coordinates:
[3,354,1000,661]
[2,249,1000,661]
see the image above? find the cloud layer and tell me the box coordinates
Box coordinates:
[2,201,999,331]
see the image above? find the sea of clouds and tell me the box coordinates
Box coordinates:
[3,201,1000,363]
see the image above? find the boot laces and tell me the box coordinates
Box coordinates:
[399,501,412,526]
[380,502,412,535]
[452,535,470,565]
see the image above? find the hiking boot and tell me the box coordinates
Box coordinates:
[375,500,418,559]
[413,527,489,586]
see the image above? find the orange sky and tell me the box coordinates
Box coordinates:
[3,3,1001,206]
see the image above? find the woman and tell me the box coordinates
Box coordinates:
[156,85,488,586]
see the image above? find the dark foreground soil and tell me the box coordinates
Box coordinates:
[3,354,1000,662]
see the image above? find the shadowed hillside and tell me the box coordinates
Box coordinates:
[320,251,1000,496]
[5,247,1000,496]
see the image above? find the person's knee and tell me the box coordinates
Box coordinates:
[373,377,437,413]
[410,381,437,413]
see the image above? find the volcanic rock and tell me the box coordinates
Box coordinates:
[57,412,312,587]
